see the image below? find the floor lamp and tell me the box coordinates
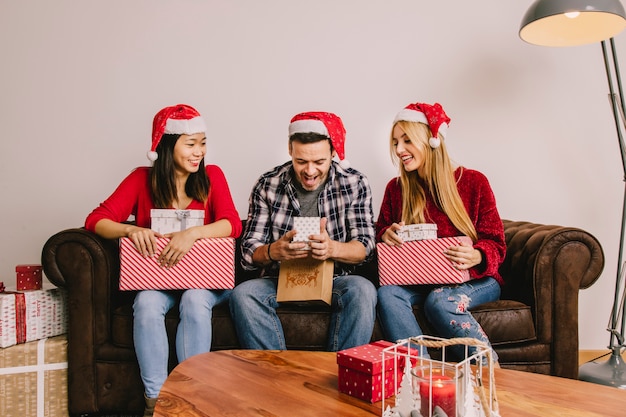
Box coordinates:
[520,0,626,388]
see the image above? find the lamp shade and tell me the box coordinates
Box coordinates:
[520,0,626,46]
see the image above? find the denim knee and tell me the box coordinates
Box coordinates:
[133,291,173,322]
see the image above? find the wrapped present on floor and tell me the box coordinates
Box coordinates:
[0,335,68,417]
[336,341,418,403]
[0,286,68,348]
[377,236,473,286]
[15,264,43,291]
[119,237,236,290]
[150,208,204,234]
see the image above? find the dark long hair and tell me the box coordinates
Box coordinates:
[150,134,210,208]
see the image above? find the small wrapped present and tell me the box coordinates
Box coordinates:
[0,335,68,417]
[0,286,68,348]
[15,264,43,291]
[150,209,204,234]
[337,341,418,403]
[377,236,473,286]
[292,217,320,250]
[119,237,236,290]
[397,223,437,242]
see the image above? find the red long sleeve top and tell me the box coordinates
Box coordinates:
[375,167,506,284]
[85,165,242,238]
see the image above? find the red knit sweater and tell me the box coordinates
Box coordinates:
[85,165,242,238]
[375,167,506,284]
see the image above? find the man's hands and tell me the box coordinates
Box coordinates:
[308,218,335,261]
[266,218,337,263]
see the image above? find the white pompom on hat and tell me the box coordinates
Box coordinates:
[148,104,207,161]
[393,102,450,149]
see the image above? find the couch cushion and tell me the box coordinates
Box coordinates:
[470,300,536,345]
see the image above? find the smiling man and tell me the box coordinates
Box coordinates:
[230,111,377,351]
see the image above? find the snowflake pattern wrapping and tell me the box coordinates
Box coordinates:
[293,217,321,250]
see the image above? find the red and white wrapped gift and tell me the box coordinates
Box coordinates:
[150,209,204,234]
[15,264,43,291]
[0,286,68,348]
[119,237,236,290]
[337,340,418,403]
[377,236,473,286]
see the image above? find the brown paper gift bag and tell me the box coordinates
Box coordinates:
[277,258,334,305]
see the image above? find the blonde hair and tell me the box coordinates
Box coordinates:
[390,121,477,241]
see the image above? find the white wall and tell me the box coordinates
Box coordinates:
[1,0,622,350]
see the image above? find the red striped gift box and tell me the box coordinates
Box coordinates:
[377,236,472,286]
[119,237,235,290]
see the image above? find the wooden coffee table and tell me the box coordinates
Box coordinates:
[154,349,626,417]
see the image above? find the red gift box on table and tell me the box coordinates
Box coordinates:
[337,341,418,403]
[15,264,43,291]
[377,236,473,286]
[119,237,236,290]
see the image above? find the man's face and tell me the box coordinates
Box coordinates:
[289,140,333,191]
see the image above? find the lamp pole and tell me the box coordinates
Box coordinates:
[577,38,626,388]
[519,0,626,388]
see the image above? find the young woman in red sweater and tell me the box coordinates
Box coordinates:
[376,101,505,363]
[85,104,241,415]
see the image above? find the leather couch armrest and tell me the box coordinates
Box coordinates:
[501,220,605,377]
[41,228,126,412]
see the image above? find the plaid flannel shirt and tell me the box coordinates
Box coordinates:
[241,161,376,277]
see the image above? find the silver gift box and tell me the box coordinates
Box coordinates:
[397,223,437,242]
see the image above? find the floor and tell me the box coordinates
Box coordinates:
[579,349,626,365]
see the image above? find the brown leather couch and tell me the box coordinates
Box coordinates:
[41,219,604,416]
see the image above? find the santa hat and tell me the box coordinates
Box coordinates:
[288,111,349,167]
[393,102,450,149]
[148,104,207,161]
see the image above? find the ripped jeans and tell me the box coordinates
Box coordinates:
[377,277,500,362]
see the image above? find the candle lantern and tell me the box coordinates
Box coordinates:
[381,335,500,417]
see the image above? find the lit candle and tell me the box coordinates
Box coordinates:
[419,374,456,417]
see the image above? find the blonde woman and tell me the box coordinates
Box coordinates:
[376,102,505,362]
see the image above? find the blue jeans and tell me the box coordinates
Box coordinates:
[133,289,231,398]
[229,275,377,351]
[377,278,500,362]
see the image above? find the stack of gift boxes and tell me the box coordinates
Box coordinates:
[0,264,69,417]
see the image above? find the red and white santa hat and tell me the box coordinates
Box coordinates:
[288,111,348,167]
[148,104,207,161]
[393,102,451,149]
